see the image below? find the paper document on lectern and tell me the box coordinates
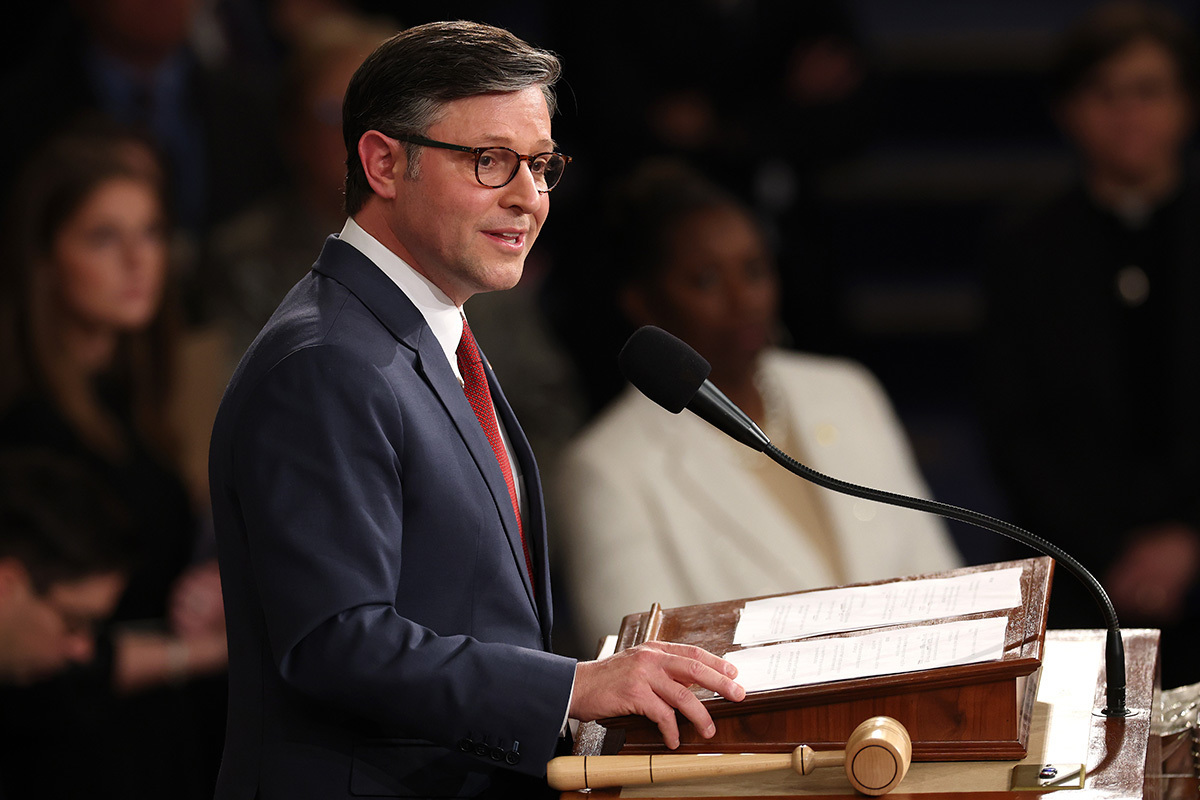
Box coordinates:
[727,616,1010,693]
[733,566,1023,645]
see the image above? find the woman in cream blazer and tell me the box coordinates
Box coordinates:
[553,348,960,651]
[550,161,961,652]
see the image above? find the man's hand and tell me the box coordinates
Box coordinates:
[569,641,746,749]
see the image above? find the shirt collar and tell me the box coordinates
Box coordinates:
[337,217,465,381]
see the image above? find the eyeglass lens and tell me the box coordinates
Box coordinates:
[476,149,566,191]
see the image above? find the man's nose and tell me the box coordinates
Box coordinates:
[499,161,544,212]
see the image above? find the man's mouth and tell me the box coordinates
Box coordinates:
[484,230,526,248]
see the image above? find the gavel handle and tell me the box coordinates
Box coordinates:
[546,746,831,790]
[546,716,911,795]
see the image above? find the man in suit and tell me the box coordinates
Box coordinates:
[208,21,745,800]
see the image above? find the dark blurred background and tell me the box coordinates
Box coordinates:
[2,3,1200,795]
[5,0,1197,560]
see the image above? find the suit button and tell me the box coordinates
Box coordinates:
[456,738,472,752]
[505,751,521,766]
[474,742,489,757]
[490,747,505,761]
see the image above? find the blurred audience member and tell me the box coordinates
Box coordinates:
[0,0,283,323]
[206,10,396,365]
[979,1,1200,687]
[551,161,960,653]
[0,125,226,799]
[270,0,369,48]
[543,0,873,415]
[551,0,869,198]
[0,449,134,687]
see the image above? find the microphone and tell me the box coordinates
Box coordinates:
[618,326,769,451]
[618,325,1130,718]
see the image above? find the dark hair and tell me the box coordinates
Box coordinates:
[341,20,562,215]
[0,118,181,461]
[605,159,754,287]
[0,449,136,593]
[1049,1,1200,104]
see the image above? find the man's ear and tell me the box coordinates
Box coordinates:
[358,131,405,200]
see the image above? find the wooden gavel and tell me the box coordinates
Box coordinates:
[546,716,912,796]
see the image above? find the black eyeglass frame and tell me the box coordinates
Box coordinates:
[393,134,571,193]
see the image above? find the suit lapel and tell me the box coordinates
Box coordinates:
[312,237,540,620]
[772,353,906,582]
[420,343,540,618]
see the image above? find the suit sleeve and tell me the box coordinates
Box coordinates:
[229,343,575,775]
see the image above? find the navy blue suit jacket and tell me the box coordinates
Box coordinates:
[209,236,576,799]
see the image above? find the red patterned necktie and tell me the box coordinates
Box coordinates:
[456,320,535,593]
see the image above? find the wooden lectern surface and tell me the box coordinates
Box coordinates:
[560,629,1162,800]
[603,559,1054,761]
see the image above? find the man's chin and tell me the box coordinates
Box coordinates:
[477,260,527,294]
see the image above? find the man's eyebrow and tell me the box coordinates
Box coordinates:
[477,133,558,150]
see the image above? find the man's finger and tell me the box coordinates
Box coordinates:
[660,652,746,702]
[641,694,682,749]
[652,675,717,740]
[647,641,740,679]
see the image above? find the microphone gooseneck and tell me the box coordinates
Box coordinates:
[762,444,1127,717]
[619,325,1129,718]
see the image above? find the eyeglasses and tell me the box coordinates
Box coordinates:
[394,134,571,193]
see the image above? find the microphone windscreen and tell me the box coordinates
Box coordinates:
[618,326,711,414]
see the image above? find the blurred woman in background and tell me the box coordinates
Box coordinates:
[980,0,1200,688]
[0,121,226,799]
[551,160,961,653]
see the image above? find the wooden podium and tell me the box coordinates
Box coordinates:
[596,559,1053,762]
[563,628,1163,799]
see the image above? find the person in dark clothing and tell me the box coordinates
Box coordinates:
[0,448,136,800]
[0,449,134,686]
[979,1,1200,688]
[0,124,228,799]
